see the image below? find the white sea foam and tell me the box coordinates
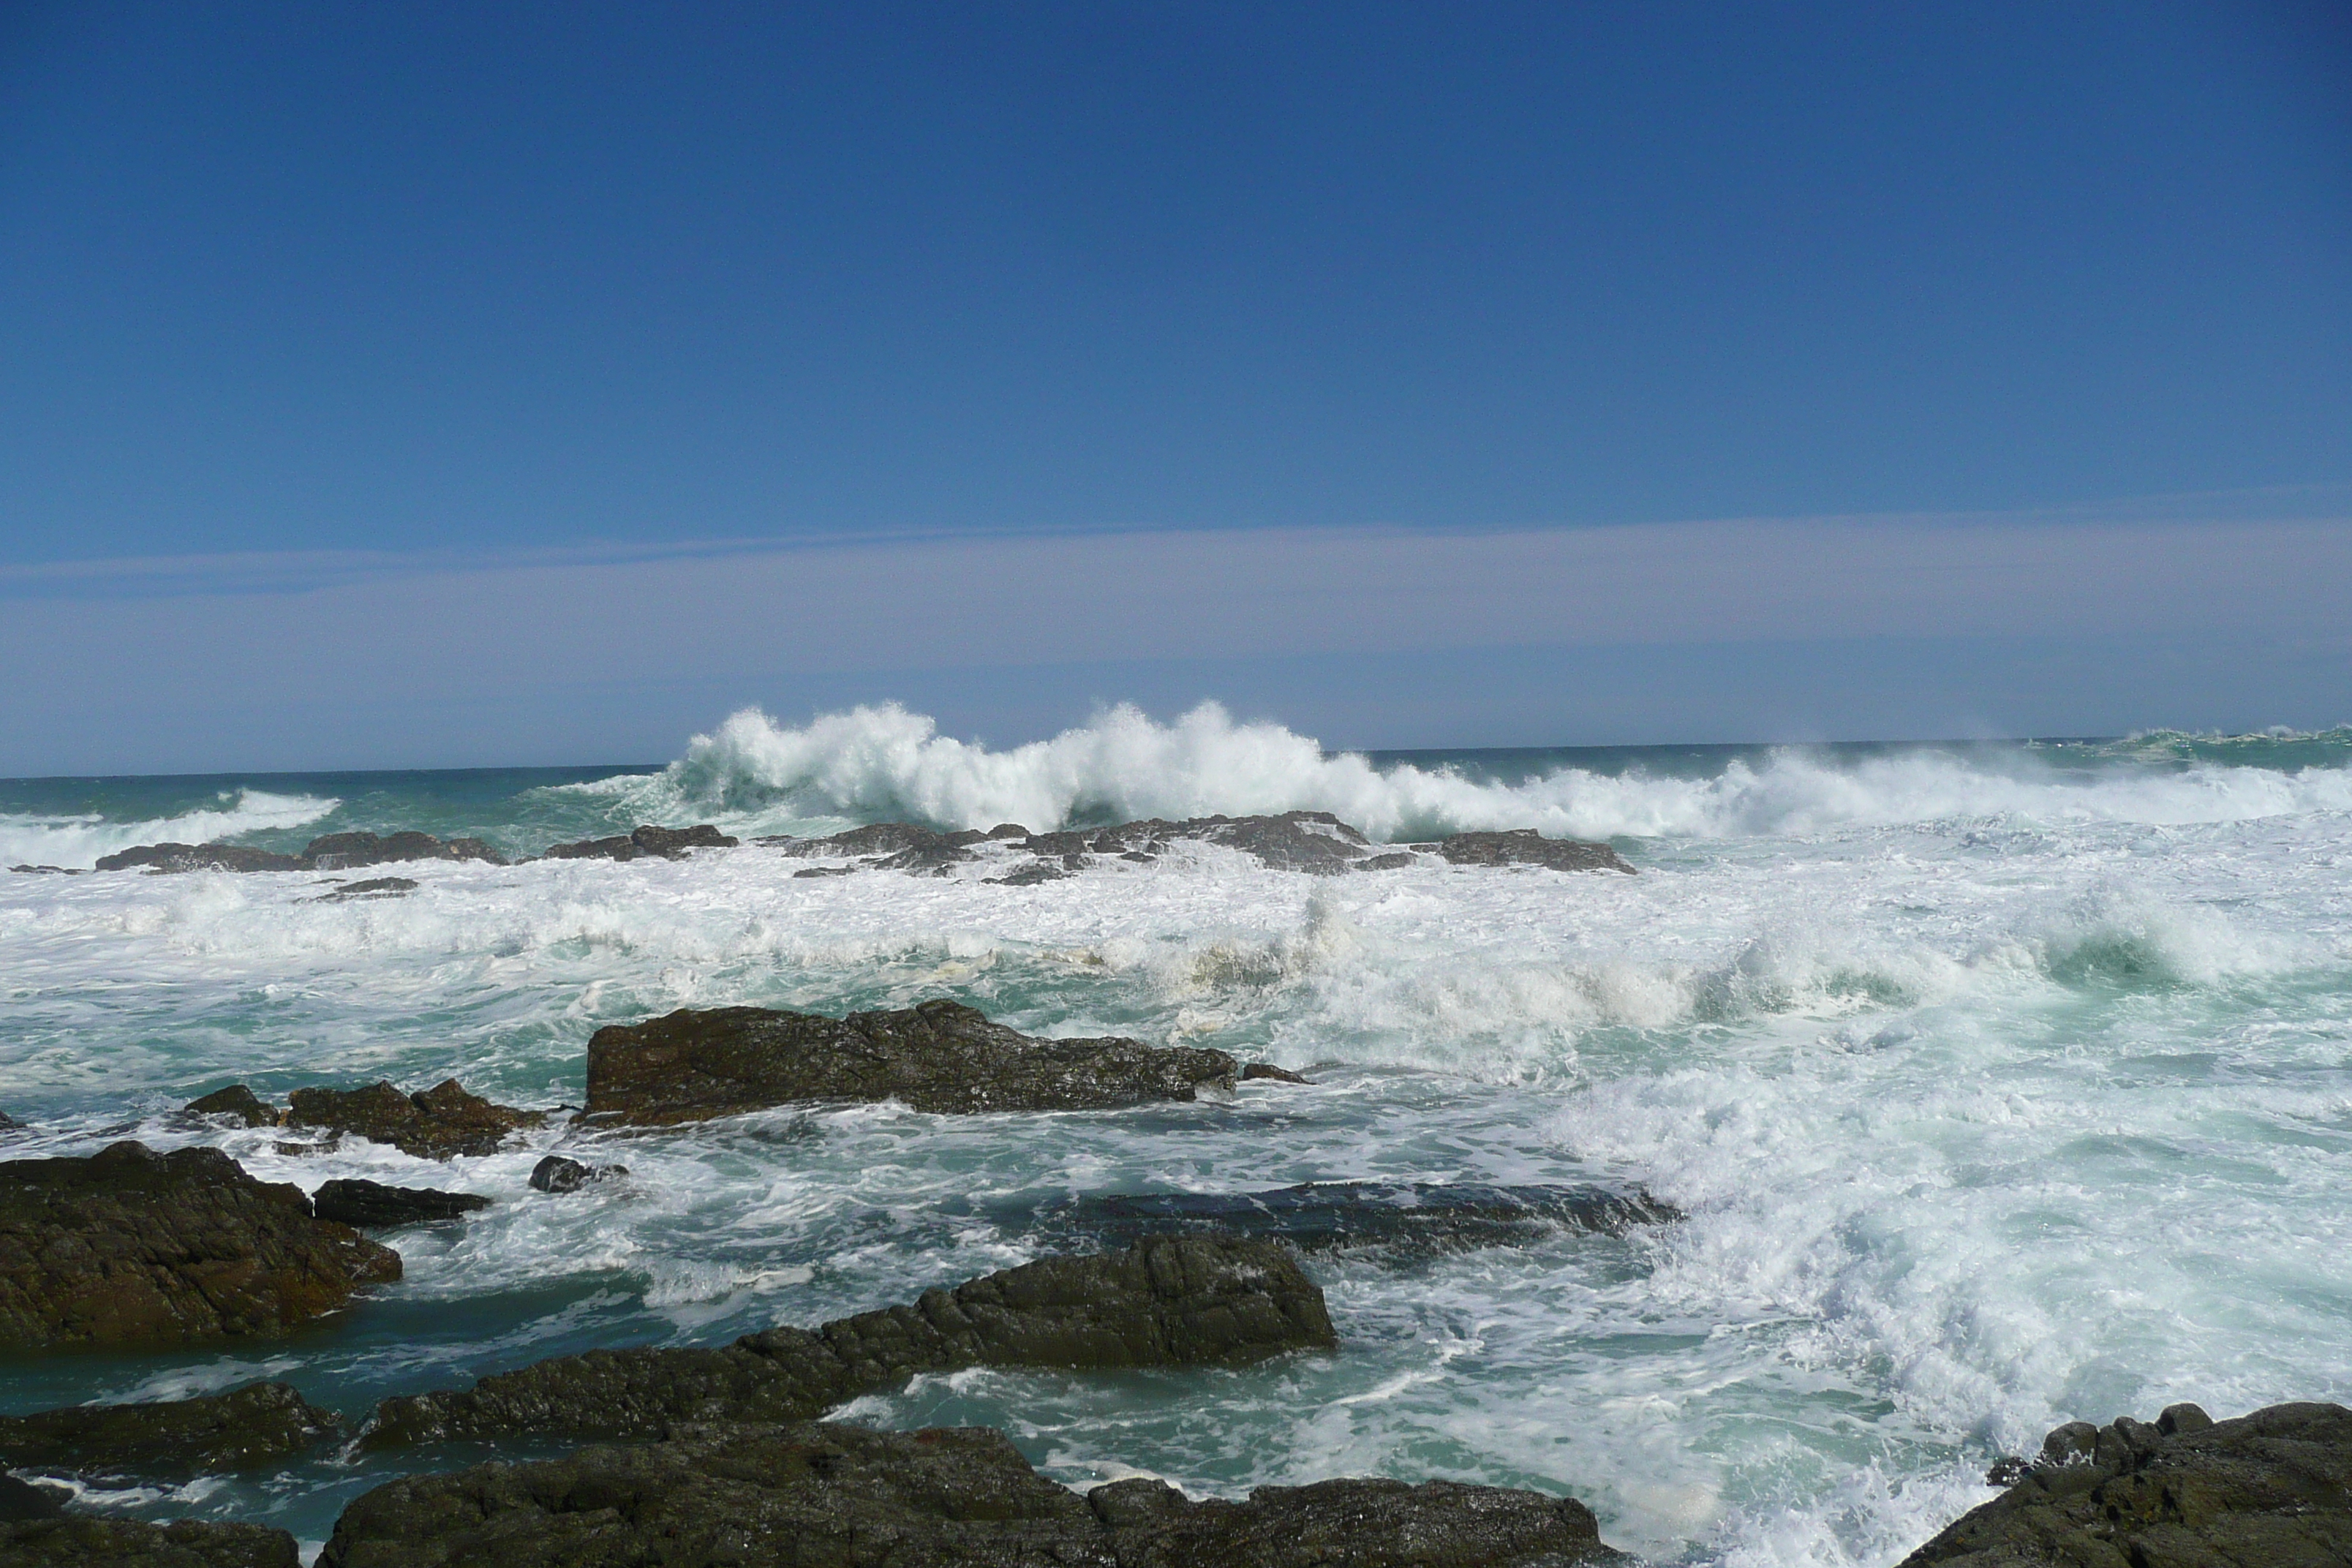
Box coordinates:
[0,788,337,870]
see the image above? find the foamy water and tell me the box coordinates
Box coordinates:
[1,709,2347,1564]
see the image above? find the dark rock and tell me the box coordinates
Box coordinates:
[322,1418,1619,1567]
[791,864,859,878]
[1240,1062,1310,1084]
[0,1381,342,1475]
[302,832,506,870]
[775,822,982,875]
[0,1517,301,1567]
[182,1086,280,1128]
[1436,830,1636,874]
[1039,1181,1681,1257]
[539,824,738,862]
[313,1179,491,1228]
[7,867,80,875]
[581,998,1237,1126]
[1355,851,1417,871]
[93,843,306,874]
[0,1111,18,1131]
[984,860,1066,886]
[0,1480,61,1524]
[985,822,1030,838]
[527,1156,625,1194]
[0,1141,400,1352]
[312,877,417,901]
[284,1078,545,1158]
[362,1235,1333,1447]
[1899,1400,2352,1567]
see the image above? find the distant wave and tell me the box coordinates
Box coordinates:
[0,790,339,870]
[556,703,2352,843]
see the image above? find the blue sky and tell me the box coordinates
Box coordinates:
[2,2,2348,770]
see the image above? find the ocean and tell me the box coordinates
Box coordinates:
[2,703,2348,1564]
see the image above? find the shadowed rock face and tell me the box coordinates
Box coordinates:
[95,832,504,875]
[0,1382,342,1476]
[0,1142,400,1352]
[1901,1401,2352,1568]
[1038,1180,1681,1258]
[312,1179,491,1229]
[363,1235,1335,1447]
[581,998,1237,1126]
[0,1517,301,1567]
[536,823,738,862]
[284,1079,545,1158]
[320,1420,1622,1568]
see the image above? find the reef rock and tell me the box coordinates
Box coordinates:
[363,1235,1333,1447]
[284,1078,544,1158]
[581,998,1236,1126]
[0,1142,400,1352]
[0,1381,342,1476]
[1432,829,1635,874]
[92,843,306,873]
[312,1179,491,1228]
[0,1518,301,1567]
[537,824,738,862]
[321,1419,1619,1568]
[94,831,504,875]
[1901,1400,2352,1568]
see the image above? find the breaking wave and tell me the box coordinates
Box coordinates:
[0,789,339,870]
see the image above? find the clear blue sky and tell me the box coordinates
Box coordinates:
[2,3,2348,770]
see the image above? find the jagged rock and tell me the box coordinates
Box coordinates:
[0,1141,400,1352]
[312,876,418,901]
[1900,1400,2352,1567]
[0,1381,342,1475]
[580,998,1237,1126]
[0,1480,61,1524]
[182,1086,280,1127]
[313,1179,491,1228]
[284,1079,544,1158]
[93,843,306,873]
[0,1517,301,1567]
[1240,1062,1310,1083]
[538,824,738,862]
[527,1156,625,1194]
[362,1235,1334,1447]
[1356,851,1416,871]
[984,860,1066,886]
[320,1419,1620,1567]
[1435,830,1635,874]
[301,832,505,869]
[1036,1181,1681,1257]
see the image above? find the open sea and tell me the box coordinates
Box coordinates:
[2,704,2349,1564]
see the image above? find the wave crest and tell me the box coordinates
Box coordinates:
[0,789,339,870]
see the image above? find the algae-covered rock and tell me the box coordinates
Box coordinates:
[0,1382,342,1475]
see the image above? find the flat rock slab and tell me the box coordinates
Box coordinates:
[1901,1400,2352,1567]
[581,997,1237,1125]
[0,1382,342,1476]
[312,1179,491,1229]
[363,1235,1334,1447]
[1041,1180,1681,1257]
[284,1079,545,1158]
[0,1142,400,1352]
[320,1419,1621,1567]
[0,1518,301,1568]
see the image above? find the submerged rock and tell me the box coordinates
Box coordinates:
[312,1179,491,1229]
[0,1381,342,1476]
[0,1517,301,1567]
[363,1235,1334,1447]
[581,998,1237,1126]
[527,1156,625,1194]
[0,1141,400,1352]
[284,1078,545,1158]
[311,876,418,901]
[1041,1180,1681,1257]
[1433,829,1635,874]
[321,1419,1621,1568]
[181,1086,281,1127]
[1900,1400,2352,1567]
[537,823,738,862]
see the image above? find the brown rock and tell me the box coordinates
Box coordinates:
[284,1079,544,1158]
[0,1381,342,1475]
[182,1086,280,1127]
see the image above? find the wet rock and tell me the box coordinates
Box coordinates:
[0,1141,401,1352]
[773,822,985,875]
[538,824,738,862]
[1039,1180,1681,1257]
[301,832,506,869]
[0,1517,301,1567]
[93,843,306,873]
[0,1111,18,1131]
[321,1419,1620,1568]
[1900,1400,2352,1567]
[1355,850,1417,871]
[527,1156,625,1194]
[363,1235,1334,1447]
[7,867,80,875]
[984,860,1066,886]
[313,1179,491,1228]
[0,1382,342,1476]
[581,998,1237,1126]
[284,1078,545,1158]
[181,1086,281,1127]
[1436,829,1635,874]
[311,877,417,901]
[1240,1062,1310,1083]
[0,1479,61,1523]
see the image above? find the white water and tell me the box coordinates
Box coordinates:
[1,711,2348,1564]
[0,789,338,870]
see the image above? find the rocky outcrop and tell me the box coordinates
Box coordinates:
[0,1517,301,1567]
[284,1079,544,1158]
[95,831,504,875]
[582,998,1237,1126]
[0,1382,342,1476]
[1042,1180,1681,1257]
[1431,829,1635,874]
[527,1156,625,1193]
[312,1179,491,1228]
[0,1142,400,1352]
[363,1235,1334,1447]
[1902,1400,2352,1567]
[182,1086,280,1127]
[320,1419,1620,1567]
[536,824,738,862]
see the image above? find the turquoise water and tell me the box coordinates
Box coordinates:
[2,706,2349,1564]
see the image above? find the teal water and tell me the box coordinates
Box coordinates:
[2,706,2349,1564]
